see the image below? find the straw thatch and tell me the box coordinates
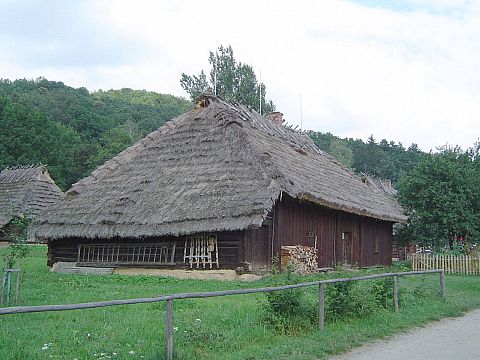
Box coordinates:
[0,165,64,228]
[35,94,407,241]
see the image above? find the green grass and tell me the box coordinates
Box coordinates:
[1,246,479,359]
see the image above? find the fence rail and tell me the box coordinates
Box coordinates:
[77,243,176,266]
[0,270,445,360]
[412,254,480,275]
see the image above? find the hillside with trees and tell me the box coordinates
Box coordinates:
[308,131,425,182]
[0,78,191,189]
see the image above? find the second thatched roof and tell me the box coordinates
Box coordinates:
[35,94,407,241]
[0,165,64,228]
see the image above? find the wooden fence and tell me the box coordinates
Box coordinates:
[0,270,445,360]
[412,254,480,275]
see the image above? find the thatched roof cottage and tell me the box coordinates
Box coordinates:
[0,165,63,241]
[36,94,407,271]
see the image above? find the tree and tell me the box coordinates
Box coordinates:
[329,139,353,169]
[0,79,191,189]
[397,145,480,250]
[180,45,275,114]
[4,216,30,268]
[352,135,389,177]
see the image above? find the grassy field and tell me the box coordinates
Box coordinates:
[1,246,479,360]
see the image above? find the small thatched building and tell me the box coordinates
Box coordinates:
[36,94,407,271]
[0,165,63,241]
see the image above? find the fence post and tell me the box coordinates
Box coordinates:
[1,258,5,306]
[6,271,11,306]
[166,299,174,360]
[440,270,446,300]
[318,283,325,331]
[392,276,399,312]
[15,260,20,306]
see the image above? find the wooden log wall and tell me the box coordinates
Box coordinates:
[48,231,244,269]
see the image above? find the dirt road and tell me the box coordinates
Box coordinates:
[329,309,480,360]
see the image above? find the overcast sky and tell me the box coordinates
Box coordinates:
[1,0,479,151]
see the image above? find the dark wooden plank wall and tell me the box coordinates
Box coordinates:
[242,226,271,271]
[273,196,394,269]
[273,196,337,268]
[48,231,244,269]
[360,218,393,267]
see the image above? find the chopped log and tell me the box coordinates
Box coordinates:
[281,245,318,275]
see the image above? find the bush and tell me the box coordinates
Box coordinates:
[372,277,396,309]
[326,281,378,322]
[262,288,316,334]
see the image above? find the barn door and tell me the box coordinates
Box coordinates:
[342,231,353,264]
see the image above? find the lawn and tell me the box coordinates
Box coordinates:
[1,246,479,360]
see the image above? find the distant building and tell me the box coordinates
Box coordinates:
[37,94,407,271]
[0,165,63,241]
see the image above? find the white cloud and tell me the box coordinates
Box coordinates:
[1,0,479,151]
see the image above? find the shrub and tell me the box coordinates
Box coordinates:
[372,277,395,309]
[262,288,316,334]
[326,281,378,322]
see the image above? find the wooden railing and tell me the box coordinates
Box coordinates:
[77,243,176,266]
[0,270,445,360]
[412,254,480,275]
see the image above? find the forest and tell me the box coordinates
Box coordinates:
[0,78,190,189]
[0,75,479,250]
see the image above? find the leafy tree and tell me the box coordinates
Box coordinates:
[397,145,480,250]
[180,45,275,114]
[329,139,353,169]
[352,135,390,177]
[307,131,336,153]
[4,216,30,268]
[308,131,425,183]
[180,71,209,101]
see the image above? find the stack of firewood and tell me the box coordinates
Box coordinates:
[281,245,318,275]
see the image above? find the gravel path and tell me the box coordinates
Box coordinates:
[329,309,480,360]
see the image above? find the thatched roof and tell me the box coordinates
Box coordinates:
[0,165,64,227]
[35,94,407,241]
[362,174,398,197]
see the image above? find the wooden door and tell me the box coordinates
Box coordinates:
[342,231,353,264]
